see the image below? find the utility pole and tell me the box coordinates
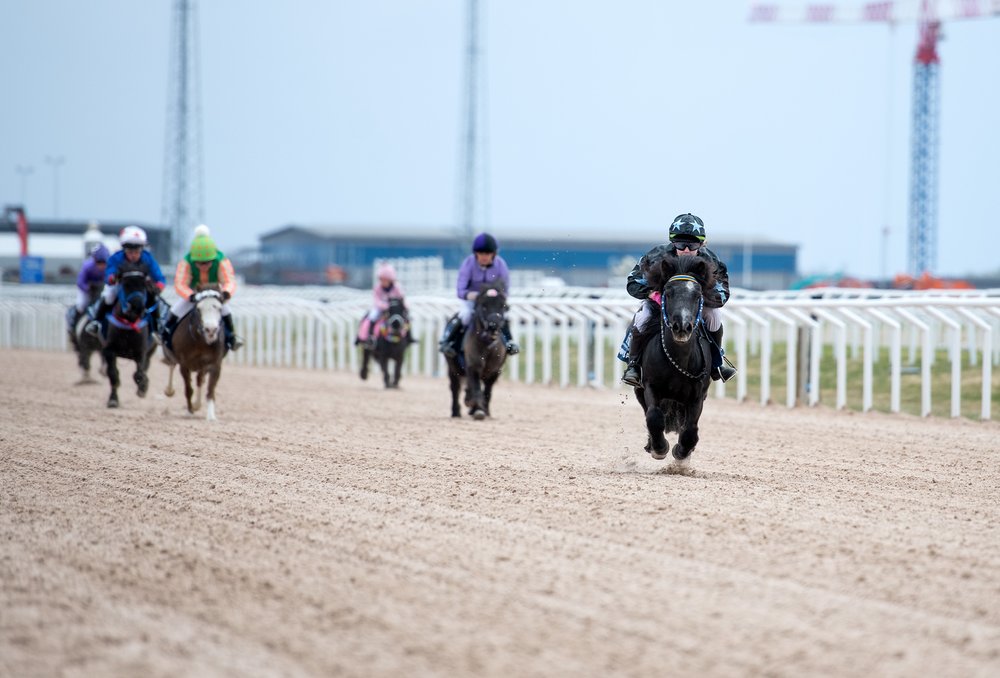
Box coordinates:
[14,165,34,206]
[458,0,489,246]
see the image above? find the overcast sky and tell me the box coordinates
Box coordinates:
[2,1,998,280]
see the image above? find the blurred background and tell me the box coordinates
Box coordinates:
[2,0,998,289]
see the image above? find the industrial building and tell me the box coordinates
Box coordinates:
[253,224,799,290]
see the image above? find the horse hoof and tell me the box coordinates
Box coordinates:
[473,409,486,421]
[649,448,668,460]
[107,399,119,409]
[359,368,368,381]
[671,444,692,461]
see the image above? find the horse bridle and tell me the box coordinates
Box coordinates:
[188,289,223,341]
[658,274,708,380]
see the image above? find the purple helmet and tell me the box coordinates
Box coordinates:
[472,232,498,253]
[90,243,110,262]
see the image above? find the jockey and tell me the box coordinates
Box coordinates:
[437,232,520,357]
[355,263,406,347]
[68,242,109,335]
[161,233,243,352]
[85,226,166,336]
[619,213,737,386]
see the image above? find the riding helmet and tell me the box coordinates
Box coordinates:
[119,226,148,246]
[90,243,110,263]
[472,232,498,253]
[668,213,707,242]
[376,263,397,282]
[189,235,218,262]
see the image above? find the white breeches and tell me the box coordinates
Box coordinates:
[75,289,92,313]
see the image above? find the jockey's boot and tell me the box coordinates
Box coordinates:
[223,315,243,351]
[67,307,81,336]
[161,313,179,351]
[501,319,520,355]
[85,298,111,336]
[709,327,737,383]
[620,327,645,388]
[438,316,463,357]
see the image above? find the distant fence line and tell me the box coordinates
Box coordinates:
[2,284,998,420]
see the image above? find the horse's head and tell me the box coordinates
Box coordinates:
[648,254,713,344]
[474,281,507,338]
[192,289,224,345]
[381,298,410,343]
[116,267,150,323]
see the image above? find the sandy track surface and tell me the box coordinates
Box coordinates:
[2,349,999,677]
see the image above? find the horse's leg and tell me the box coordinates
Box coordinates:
[465,371,487,419]
[644,397,669,459]
[448,362,462,417]
[360,348,370,381]
[672,400,703,461]
[633,386,654,452]
[181,366,196,414]
[164,364,176,397]
[392,353,402,388]
[482,373,499,417]
[380,355,391,389]
[105,352,120,408]
[205,365,221,421]
[194,370,205,412]
[134,336,151,397]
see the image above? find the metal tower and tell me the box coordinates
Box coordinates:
[907,18,940,275]
[162,0,204,264]
[458,0,489,245]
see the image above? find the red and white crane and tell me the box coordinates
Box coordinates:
[749,0,1000,275]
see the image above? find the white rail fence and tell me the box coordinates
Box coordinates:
[2,284,998,419]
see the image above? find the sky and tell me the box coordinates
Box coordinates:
[2,0,999,281]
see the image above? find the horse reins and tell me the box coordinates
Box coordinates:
[658,274,708,380]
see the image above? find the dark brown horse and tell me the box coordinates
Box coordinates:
[162,289,227,420]
[69,283,105,383]
[444,280,509,419]
[360,298,413,389]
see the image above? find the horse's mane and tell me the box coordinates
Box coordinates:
[644,252,715,298]
[476,279,508,309]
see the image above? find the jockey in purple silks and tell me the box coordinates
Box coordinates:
[355,263,406,347]
[67,243,111,334]
[437,232,520,357]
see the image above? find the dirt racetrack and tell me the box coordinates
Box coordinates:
[2,348,999,677]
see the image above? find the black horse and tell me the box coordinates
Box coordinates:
[444,280,509,419]
[69,283,105,383]
[632,254,715,461]
[360,298,413,389]
[99,263,160,408]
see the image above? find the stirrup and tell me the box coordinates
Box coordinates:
[84,320,100,336]
[229,336,244,351]
[621,365,641,388]
[505,341,520,355]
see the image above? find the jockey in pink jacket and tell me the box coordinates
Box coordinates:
[356,263,406,346]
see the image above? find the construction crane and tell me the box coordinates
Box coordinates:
[749,0,1000,276]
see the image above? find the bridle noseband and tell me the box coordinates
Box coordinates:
[658,274,708,380]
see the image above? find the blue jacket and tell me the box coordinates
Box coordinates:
[105,250,166,290]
